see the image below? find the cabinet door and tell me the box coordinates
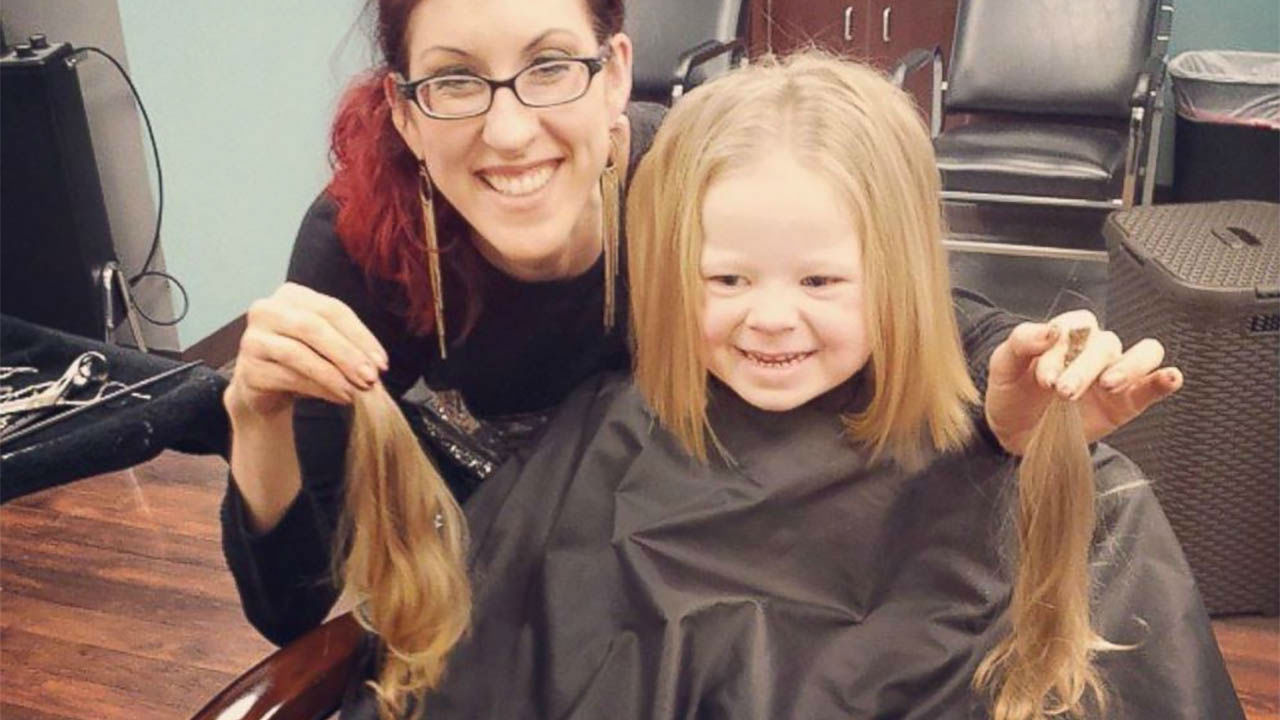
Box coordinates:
[868,0,958,121]
[749,0,873,60]
[865,0,957,67]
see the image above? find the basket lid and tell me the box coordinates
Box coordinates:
[1106,201,1280,297]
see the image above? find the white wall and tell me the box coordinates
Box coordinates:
[113,0,374,346]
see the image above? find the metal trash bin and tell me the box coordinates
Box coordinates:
[1105,201,1279,616]
[1169,51,1280,203]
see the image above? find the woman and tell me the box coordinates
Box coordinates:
[220,0,1181,649]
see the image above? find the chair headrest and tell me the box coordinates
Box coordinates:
[946,0,1161,118]
[624,0,745,101]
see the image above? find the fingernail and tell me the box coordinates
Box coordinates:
[1057,378,1076,396]
[360,364,378,384]
[1100,371,1121,388]
[376,352,389,370]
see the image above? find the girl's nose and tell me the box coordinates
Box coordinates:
[481,88,539,154]
[744,288,799,334]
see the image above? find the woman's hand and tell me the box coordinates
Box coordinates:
[224,282,389,422]
[983,309,1183,455]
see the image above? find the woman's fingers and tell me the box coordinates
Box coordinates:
[240,331,363,404]
[309,289,389,370]
[250,286,383,389]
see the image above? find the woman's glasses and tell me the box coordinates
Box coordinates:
[395,45,612,120]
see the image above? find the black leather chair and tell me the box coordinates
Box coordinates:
[625,0,749,105]
[896,0,1174,260]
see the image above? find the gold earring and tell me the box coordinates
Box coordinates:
[599,133,622,331]
[419,163,447,359]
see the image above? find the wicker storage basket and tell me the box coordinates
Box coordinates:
[1105,201,1279,616]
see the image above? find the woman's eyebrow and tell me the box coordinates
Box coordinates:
[523,29,582,53]
[415,29,581,68]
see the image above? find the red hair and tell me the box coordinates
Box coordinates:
[325,0,626,337]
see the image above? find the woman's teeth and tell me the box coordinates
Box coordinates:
[481,164,554,196]
[740,349,812,368]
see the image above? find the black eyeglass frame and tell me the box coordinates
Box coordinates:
[394,44,613,120]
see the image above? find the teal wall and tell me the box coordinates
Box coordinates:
[115,0,372,346]
[1159,0,1280,183]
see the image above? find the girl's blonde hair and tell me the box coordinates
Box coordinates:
[337,385,471,720]
[628,51,976,469]
[628,51,1115,719]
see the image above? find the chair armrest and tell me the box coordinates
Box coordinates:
[890,47,937,87]
[1131,53,1168,108]
[891,46,943,137]
[190,612,364,720]
[672,38,745,100]
[1130,72,1152,108]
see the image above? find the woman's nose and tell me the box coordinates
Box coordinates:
[482,88,538,153]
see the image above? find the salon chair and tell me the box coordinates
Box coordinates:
[625,0,749,105]
[191,612,362,720]
[894,0,1173,261]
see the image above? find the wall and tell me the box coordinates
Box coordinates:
[1,0,180,351]
[113,0,373,347]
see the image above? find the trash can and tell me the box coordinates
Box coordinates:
[1169,51,1280,203]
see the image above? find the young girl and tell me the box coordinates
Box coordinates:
[345,53,1241,719]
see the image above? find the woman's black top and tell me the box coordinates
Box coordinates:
[220,103,1024,647]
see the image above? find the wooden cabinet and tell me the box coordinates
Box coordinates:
[748,0,957,118]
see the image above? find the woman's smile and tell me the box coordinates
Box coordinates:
[476,159,560,199]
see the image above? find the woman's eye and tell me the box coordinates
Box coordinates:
[527,61,572,82]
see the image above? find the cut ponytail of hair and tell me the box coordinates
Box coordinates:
[337,384,471,720]
[975,345,1127,719]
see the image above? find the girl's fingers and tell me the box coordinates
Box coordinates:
[1098,338,1166,392]
[1055,328,1123,400]
[1117,367,1184,415]
[1036,310,1101,389]
[988,322,1060,386]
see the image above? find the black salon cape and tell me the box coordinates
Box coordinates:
[344,372,1242,719]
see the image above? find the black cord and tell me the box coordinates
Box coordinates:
[76,46,188,325]
[128,270,190,326]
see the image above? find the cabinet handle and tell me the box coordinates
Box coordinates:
[882,7,892,43]
[844,6,854,42]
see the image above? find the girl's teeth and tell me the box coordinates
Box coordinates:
[744,351,810,367]
[483,164,554,196]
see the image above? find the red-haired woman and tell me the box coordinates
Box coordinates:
[220,0,1181,651]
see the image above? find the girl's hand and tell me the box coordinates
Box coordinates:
[224,282,389,422]
[983,309,1183,455]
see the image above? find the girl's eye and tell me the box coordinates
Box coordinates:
[707,275,745,287]
[801,276,843,288]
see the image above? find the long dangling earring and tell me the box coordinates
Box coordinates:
[599,132,622,332]
[419,163,447,359]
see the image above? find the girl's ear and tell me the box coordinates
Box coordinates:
[604,33,634,121]
[385,73,423,160]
